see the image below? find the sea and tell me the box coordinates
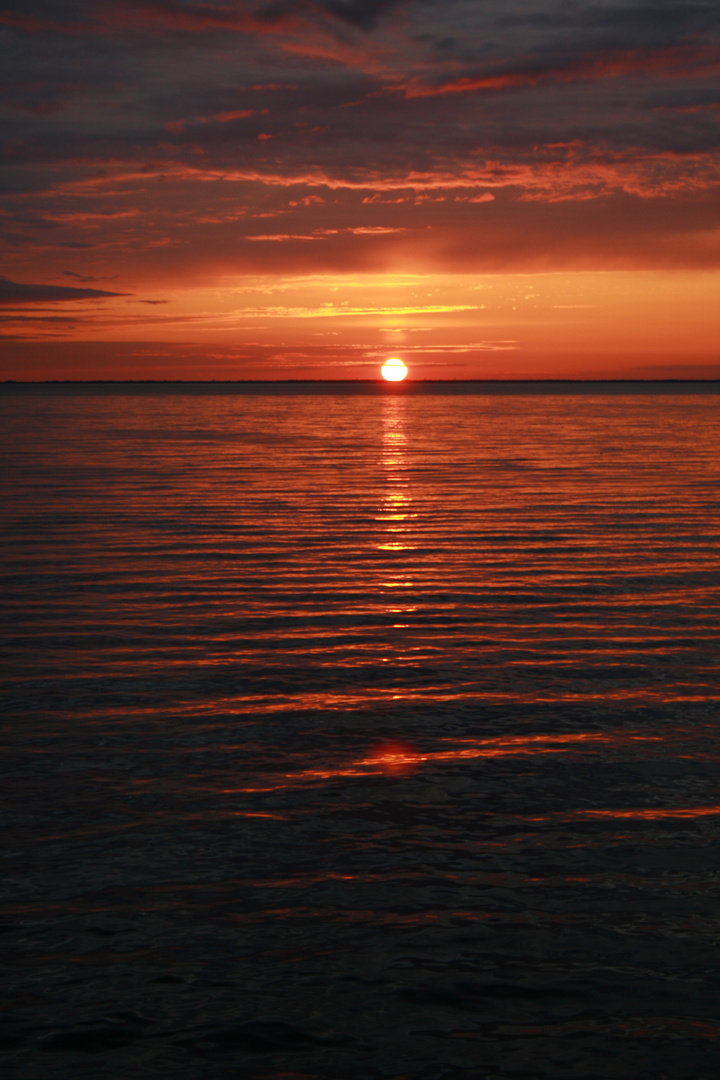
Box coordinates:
[2,381,720,1080]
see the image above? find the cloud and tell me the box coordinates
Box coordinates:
[1,0,719,350]
[401,44,720,97]
[311,0,407,31]
[230,303,481,317]
[252,0,406,32]
[248,225,405,240]
[63,270,98,281]
[0,1,295,37]
[0,277,127,303]
[0,0,406,39]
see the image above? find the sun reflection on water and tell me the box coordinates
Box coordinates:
[378,394,416,554]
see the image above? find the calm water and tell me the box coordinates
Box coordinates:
[2,382,720,1080]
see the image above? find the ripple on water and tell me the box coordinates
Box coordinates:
[1,382,720,1079]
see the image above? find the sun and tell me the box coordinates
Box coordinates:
[381,357,408,382]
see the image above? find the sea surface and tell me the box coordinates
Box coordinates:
[2,381,720,1080]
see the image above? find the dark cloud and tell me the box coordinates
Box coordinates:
[316,0,405,30]
[0,312,76,320]
[0,0,409,36]
[63,269,98,281]
[0,277,127,302]
[496,1,720,39]
[647,86,720,109]
[580,2,719,37]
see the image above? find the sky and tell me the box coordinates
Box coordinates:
[0,0,719,380]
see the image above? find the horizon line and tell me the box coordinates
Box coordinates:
[3,378,720,386]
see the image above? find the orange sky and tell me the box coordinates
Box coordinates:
[1,0,719,379]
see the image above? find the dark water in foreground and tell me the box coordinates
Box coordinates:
[2,382,720,1080]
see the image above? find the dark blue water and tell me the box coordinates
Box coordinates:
[2,382,720,1079]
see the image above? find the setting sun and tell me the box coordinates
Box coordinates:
[381,358,408,382]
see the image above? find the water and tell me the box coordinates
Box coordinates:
[2,381,720,1079]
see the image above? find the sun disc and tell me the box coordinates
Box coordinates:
[381,357,408,382]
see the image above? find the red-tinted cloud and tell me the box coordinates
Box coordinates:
[402,44,720,97]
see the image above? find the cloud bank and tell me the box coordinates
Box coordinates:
[0,0,718,371]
